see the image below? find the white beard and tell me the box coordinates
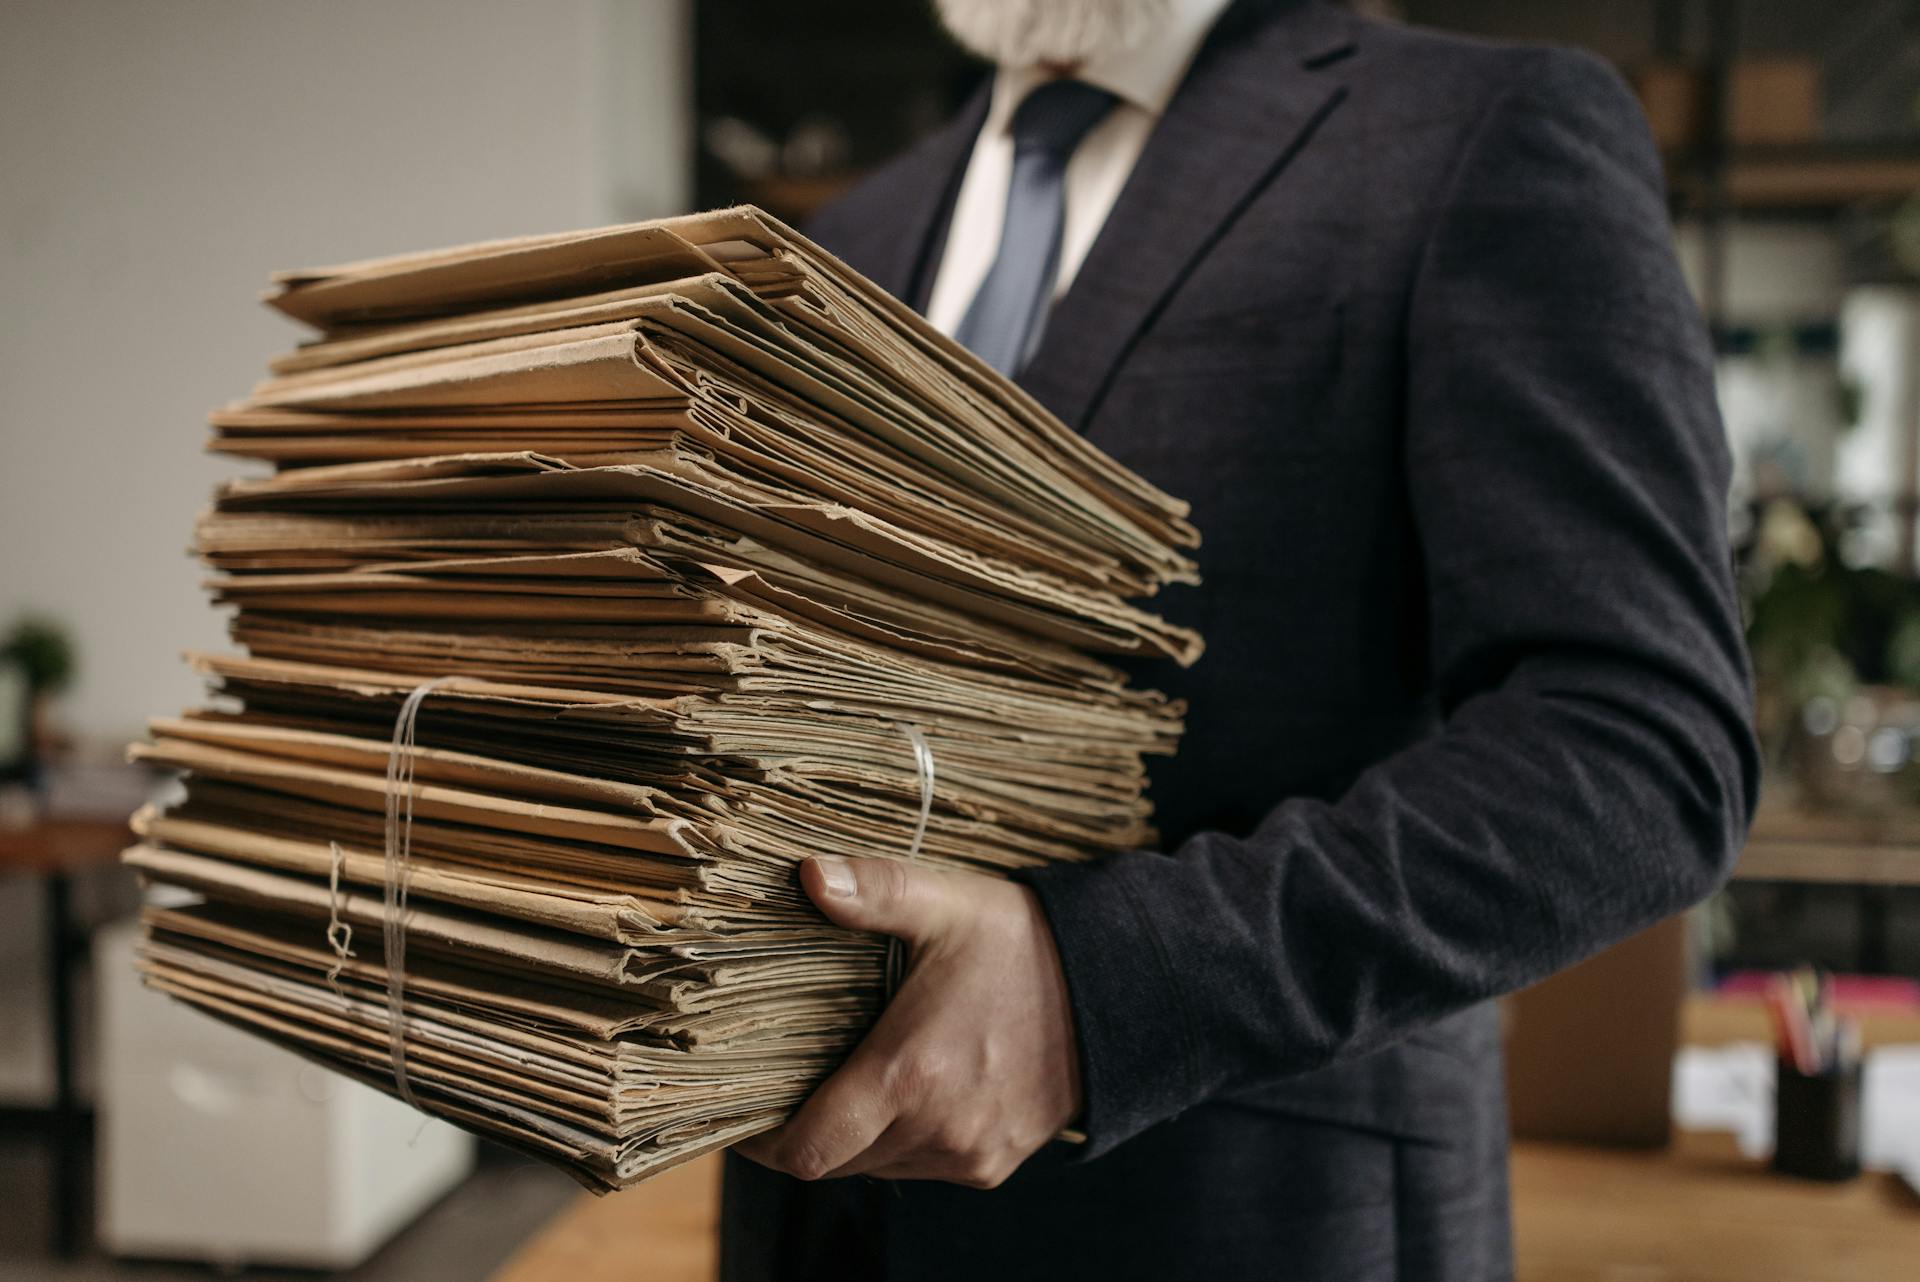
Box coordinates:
[933,0,1175,68]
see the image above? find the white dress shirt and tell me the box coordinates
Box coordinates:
[923,0,1235,337]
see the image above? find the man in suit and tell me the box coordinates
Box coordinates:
[723,0,1758,1277]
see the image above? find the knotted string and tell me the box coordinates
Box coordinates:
[884,724,936,997]
[324,841,355,1001]
[381,676,453,1111]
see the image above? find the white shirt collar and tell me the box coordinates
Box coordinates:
[982,0,1234,133]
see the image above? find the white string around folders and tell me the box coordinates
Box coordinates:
[884,723,936,997]
[324,841,355,1001]
[380,675,454,1111]
[367,684,932,1108]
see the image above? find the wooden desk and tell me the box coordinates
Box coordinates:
[489,993,1920,1282]
[0,813,132,1258]
[489,1155,719,1282]
[1513,1130,1920,1282]
[0,815,132,876]
[488,1128,1920,1282]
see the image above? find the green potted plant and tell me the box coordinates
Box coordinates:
[1742,499,1920,809]
[0,614,77,785]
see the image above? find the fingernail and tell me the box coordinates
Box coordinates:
[812,856,857,898]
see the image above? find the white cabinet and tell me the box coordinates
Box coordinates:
[95,917,475,1268]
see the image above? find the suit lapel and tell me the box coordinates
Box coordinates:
[1016,0,1360,429]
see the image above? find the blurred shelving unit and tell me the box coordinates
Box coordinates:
[1731,798,1920,975]
[1675,143,1920,211]
[1737,800,1920,886]
[1653,1,1920,312]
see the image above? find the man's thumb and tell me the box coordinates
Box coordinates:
[800,856,947,944]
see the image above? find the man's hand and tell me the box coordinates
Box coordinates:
[734,855,1083,1188]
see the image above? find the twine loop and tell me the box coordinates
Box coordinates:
[324,840,355,1000]
[379,676,453,1111]
[884,723,935,996]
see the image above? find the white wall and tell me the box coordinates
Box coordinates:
[1675,221,1851,506]
[1838,289,1920,569]
[0,0,690,747]
[0,0,689,1103]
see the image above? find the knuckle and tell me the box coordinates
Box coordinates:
[958,1155,1009,1190]
[780,1140,834,1183]
[871,857,912,908]
[887,1048,945,1104]
[927,1121,972,1157]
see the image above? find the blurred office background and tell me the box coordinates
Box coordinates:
[4,1,1920,1279]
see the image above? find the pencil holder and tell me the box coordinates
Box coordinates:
[1772,1057,1862,1182]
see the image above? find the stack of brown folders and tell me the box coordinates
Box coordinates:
[125,207,1203,1191]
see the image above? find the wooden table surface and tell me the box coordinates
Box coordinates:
[1513,1130,1920,1282]
[489,1156,720,1282]
[486,986,1920,1282]
[0,814,131,876]
[489,1129,1920,1282]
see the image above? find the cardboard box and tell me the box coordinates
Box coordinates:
[1506,913,1690,1148]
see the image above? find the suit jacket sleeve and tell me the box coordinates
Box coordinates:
[1018,47,1760,1156]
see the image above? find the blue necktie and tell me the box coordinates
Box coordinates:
[954,80,1117,375]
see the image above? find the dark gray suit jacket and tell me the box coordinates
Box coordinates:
[723,2,1758,1278]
